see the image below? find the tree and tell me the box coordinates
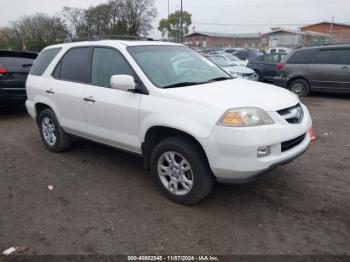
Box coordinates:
[61,0,157,39]
[158,10,192,42]
[61,7,89,39]
[0,14,69,51]
[123,0,157,35]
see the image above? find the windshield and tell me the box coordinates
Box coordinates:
[127,45,230,88]
[208,56,233,67]
[222,54,241,62]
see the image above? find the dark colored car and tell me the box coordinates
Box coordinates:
[274,45,350,96]
[234,49,263,60]
[247,53,287,82]
[0,50,38,105]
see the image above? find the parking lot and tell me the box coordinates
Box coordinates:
[0,94,349,255]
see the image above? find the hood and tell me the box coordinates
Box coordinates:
[224,65,254,74]
[232,61,246,67]
[160,79,299,112]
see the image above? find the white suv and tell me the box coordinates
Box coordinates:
[26,40,313,204]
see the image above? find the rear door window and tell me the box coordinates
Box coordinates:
[263,54,280,63]
[54,47,90,83]
[287,49,316,64]
[313,49,350,65]
[30,48,61,76]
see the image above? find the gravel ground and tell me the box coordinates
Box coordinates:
[0,94,349,255]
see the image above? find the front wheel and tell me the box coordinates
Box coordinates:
[289,79,310,97]
[150,137,214,205]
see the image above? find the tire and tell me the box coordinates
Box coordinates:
[38,109,71,152]
[289,79,310,97]
[255,70,264,82]
[150,137,214,205]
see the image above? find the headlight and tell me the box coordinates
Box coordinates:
[218,107,275,127]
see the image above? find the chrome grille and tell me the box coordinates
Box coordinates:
[277,104,304,124]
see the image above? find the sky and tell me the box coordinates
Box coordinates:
[1,0,350,39]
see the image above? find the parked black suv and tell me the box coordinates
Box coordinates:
[0,50,38,105]
[274,45,350,96]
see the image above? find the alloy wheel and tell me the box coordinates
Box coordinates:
[157,151,194,196]
[41,117,57,146]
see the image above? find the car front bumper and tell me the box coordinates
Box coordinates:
[198,104,312,183]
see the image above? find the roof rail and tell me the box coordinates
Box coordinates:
[64,34,154,43]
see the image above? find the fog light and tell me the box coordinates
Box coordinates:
[257,146,271,158]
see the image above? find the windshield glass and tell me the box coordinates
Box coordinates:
[208,56,233,67]
[127,45,229,88]
[225,54,241,62]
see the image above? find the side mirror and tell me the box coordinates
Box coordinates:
[110,75,136,91]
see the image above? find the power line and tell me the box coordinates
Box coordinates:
[191,21,350,27]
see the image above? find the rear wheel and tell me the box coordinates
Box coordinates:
[150,137,214,205]
[38,109,71,152]
[289,79,310,97]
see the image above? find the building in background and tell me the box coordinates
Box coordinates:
[183,21,350,49]
[300,22,350,44]
[183,32,261,48]
[261,28,328,48]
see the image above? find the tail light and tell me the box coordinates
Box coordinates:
[276,63,285,70]
[0,68,8,75]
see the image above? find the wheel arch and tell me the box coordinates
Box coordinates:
[287,76,311,90]
[141,126,211,172]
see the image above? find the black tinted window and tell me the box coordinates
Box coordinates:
[263,54,280,63]
[91,48,133,88]
[287,49,315,64]
[235,51,248,59]
[30,48,60,76]
[56,47,89,82]
[314,49,350,65]
[0,57,36,67]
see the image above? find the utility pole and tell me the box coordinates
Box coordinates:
[168,0,170,18]
[330,16,335,34]
[180,0,183,43]
[330,16,335,44]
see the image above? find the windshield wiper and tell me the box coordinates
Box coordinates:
[207,76,232,82]
[162,77,232,89]
[162,82,204,89]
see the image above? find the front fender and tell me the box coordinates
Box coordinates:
[140,113,214,142]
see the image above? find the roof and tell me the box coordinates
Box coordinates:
[300,21,350,29]
[45,40,183,50]
[0,49,38,59]
[184,32,261,39]
[262,28,328,37]
[297,43,350,50]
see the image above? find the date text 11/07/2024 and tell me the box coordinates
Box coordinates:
[127,255,220,261]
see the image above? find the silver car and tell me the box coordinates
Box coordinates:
[208,56,259,81]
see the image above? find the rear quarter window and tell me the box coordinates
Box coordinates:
[30,48,62,76]
[287,49,316,64]
[313,49,350,65]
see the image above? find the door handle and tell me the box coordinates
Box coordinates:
[84,96,96,103]
[46,88,55,94]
